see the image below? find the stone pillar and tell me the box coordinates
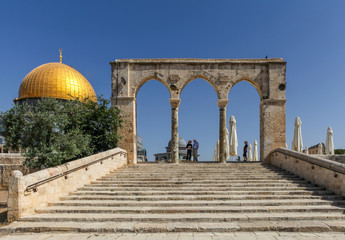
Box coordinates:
[217,99,229,163]
[7,170,23,222]
[170,98,181,163]
[260,99,286,163]
[112,96,137,165]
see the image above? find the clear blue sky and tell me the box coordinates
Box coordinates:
[1,0,345,161]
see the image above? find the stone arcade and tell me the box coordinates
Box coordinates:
[111,58,287,164]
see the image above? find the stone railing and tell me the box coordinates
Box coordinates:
[8,148,127,222]
[0,154,27,188]
[266,148,345,197]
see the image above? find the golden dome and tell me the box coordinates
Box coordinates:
[17,62,96,102]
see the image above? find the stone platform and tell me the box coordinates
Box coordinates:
[1,162,345,237]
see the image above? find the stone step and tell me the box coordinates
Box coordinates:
[3,220,345,234]
[18,212,345,222]
[35,205,345,214]
[61,193,343,203]
[51,198,345,207]
[3,162,345,235]
[100,176,301,181]
[116,167,284,170]
[108,169,292,176]
[93,179,310,183]
[105,172,295,176]
[114,172,289,175]
[87,181,313,185]
[126,163,269,167]
[78,186,324,191]
[61,190,334,201]
[83,183,316,189]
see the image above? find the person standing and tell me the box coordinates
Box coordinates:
[193,139,199,162]
[186,140,193,162]
[243,141,248,161]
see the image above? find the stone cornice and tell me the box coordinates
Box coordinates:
[111,58,286,64]
[261,99,287,105]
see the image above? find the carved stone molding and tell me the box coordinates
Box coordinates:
[169,74,180,84]
[217,99,229,109]
[169,98,181,109]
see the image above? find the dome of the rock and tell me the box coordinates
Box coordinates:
[16,62,96,102]
[168,137,187,148]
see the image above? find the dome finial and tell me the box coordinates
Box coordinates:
[59,49,63,63]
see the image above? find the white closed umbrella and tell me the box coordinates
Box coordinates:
[248,144,253,161]
[305,146,309,155]
[229,116,238,156]
[213,145,217,162]
[216,140,220,161]
[317,143,323,155]
[292,117,303,152]
[325,127,334,155]
[225,128,230,161]
[253,140,258,161]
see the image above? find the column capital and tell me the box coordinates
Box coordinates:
[217,99,229,109]
[169,98,181,109]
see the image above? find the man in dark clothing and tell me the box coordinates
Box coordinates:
[243,141,248,161]
[186,140,192,162]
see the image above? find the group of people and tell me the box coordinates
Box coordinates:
[184,139,251,162]
[185,139,199,162]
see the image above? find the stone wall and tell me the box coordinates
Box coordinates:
[0,154,27,188]
[267,148,345,197]
[7,148,127,222]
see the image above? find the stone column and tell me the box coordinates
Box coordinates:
[217,99,229,163]
[170,98,181,163]
[260,99,286,163]
[111,96,137,165]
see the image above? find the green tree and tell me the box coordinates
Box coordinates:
[2,96,122,169]
[63,96,122,152]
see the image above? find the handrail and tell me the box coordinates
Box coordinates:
[25,151,127,193]
[269,148,345,175]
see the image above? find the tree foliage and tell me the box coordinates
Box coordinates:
[2,96,122,169]
[334,149,345,155]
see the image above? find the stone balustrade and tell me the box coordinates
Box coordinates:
[7,148,127,222]
[325,155,345,164]
[267,148,345,197]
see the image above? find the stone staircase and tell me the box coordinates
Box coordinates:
[2,162,345,233]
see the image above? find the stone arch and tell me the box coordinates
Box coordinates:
[135,76,172,98]
[136,78,171,162]
[229,78,263,100]
[181,75,220,99]
[111,58,286,164]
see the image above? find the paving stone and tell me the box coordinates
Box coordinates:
[233,232,257,240]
